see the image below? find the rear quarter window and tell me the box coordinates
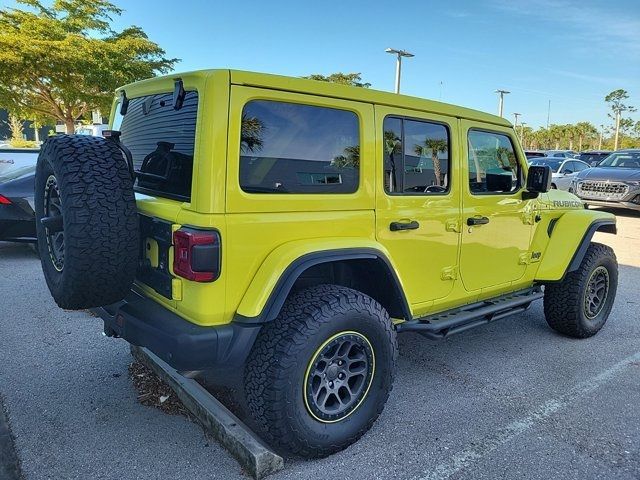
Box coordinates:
[119,91,198,200]
[239,100,360,194]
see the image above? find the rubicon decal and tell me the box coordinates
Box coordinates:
[553,200,583,208]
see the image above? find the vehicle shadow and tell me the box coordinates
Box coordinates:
[0,241,38,261]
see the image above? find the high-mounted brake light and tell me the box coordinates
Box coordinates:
[173,228,221,282]
[0,194,12,205]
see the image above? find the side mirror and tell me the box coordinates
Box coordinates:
[561,169,573,175]
[523,165,552,199]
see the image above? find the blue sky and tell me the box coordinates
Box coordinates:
[4,0,640,129]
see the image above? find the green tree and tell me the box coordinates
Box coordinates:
[304,72,371,88]
[240,114,265,153]
[574,122,598,151]
[548,124,565,150]
[383,130,401,191]
[414,138,448,186]
[605,89,636,150]
[332,145,360,168]
[0,0,177,133]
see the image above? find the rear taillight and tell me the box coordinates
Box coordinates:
[173,228,221,282]
[0,194,11,205]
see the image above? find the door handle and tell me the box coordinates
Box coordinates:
[390,220,420,231]
[466,216,490,226]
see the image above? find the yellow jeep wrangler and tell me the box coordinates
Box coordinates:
[34,70,618,457]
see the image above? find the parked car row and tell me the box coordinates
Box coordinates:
[524,149,612,167]
[0,149,38,242]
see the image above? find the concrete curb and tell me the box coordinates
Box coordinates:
[0,394,22,480]
[131,346,284,480]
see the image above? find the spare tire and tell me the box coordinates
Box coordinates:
[35,135,139,309]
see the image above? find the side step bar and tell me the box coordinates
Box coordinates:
[396,286,544,340]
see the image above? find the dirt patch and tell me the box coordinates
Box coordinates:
[128,360,192,418]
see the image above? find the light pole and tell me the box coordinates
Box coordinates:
[599,124,605,150]
[520,122,527,148]
[513,112,521,130]
[495,89,510,117]
[385,48,414,94]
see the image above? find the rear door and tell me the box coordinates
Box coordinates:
[459,121,533,293]
[374,106,461,309]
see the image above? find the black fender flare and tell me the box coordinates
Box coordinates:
[566,219,617,274]
[233,248,412,324]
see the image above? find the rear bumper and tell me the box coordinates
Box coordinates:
[91,291,261,372]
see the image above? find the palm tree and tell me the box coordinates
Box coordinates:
[414,138,448,186]
[548,124,564,150]
[383,130,402,191]
[332,145,360,168]
[575,122,598,151]
[240,114,265,153]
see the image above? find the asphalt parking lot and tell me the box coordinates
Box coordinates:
[1,209,639,480]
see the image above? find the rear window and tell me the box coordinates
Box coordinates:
[117,91,198,200]
[239,100,360,194]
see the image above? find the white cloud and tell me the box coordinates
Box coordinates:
[491,0,640,56]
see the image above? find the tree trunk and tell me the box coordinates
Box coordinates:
[432,154,442,186]
[65,117,75,134]
[569,139,573,150]
[555,140,560,149]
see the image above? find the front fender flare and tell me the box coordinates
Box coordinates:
[535,209,616,282]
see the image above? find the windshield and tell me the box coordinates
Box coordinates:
[530,158,562,172]
[598,152,640,168]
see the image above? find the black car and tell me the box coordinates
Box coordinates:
[579,150,611,167]
[572,149,640,212]
[0,164,36,242]
[524,150,546,159]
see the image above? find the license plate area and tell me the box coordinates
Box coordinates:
[138,214,173,299]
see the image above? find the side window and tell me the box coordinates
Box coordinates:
[574,161,588,172]
[468,130,520,194]
[383,116,450,194]
[563,161,576,173]
[239,100,359,194]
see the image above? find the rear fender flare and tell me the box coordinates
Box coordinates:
[234,239,411,323]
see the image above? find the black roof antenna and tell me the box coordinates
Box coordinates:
[173,78,186,111]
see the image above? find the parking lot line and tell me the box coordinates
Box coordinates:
[416,350,640,480]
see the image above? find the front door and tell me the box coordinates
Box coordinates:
[459,122,534,292]
[375,106,461,310]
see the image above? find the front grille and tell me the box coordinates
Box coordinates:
[577,181,628,200]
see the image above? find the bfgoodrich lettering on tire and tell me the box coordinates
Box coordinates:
[35,135,139,309]
[544,242,618,338]
[244,284,397,458]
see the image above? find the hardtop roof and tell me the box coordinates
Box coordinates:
[118,69,512,128]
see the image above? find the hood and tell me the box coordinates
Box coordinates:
[538,189,583,210]
[576,167,640,182]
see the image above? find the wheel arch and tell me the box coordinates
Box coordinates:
[535,209,616,282]
[234,243,411,324]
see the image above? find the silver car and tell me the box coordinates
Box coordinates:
[529,157,590,191]
[571,150,640,211]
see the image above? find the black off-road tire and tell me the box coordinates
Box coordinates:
[35,135,139,309]
[544,242,617,338]
[244,284,397,458]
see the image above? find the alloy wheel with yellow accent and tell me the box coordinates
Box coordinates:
[304,331,375,423]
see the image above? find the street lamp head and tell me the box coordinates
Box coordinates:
[386,47,414,57]
[495,89,511,95]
